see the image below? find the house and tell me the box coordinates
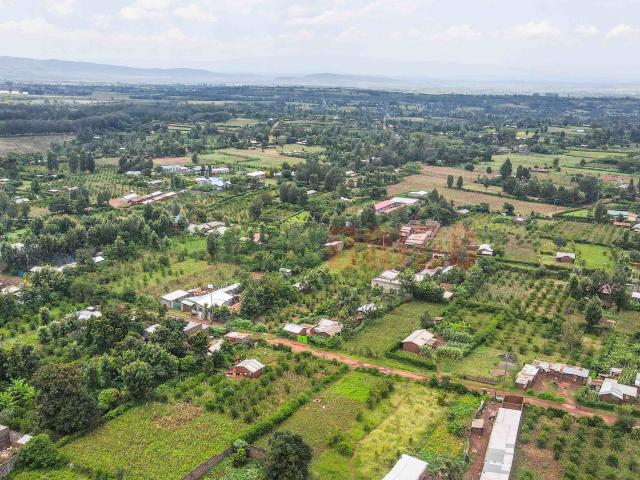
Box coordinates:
[457,208,470,215]
[480,408,522,480]
[371,269,403,292]
[143,323,159,340]
[515,364,539,389]
[598,378,638,404]
[356,303,378,320]
[325,240,344,255]
[202,177,228,190]
[183,321,204,336]
[283,323,315,337]
[633,291,640,302]
[373,197,420,214]
[402,329,437,354]
[306,189,317,196]
[211,166,230,174]
[228,359,265,379]
[312,319,344,337]
[76,306,102,322]
[207,339,224,355]
[224,331,252,344]
[0,425,32,477]
[279,267,292,276]
[181,284,241,320]
[246,170,266,179]
[555,252,576,263]
[532,360,590,385]
[442,290,454,301]
[413,266,441,283]
[161,165,190,174]
[160,289,189,309]
[93,255,105,264]
[478,244,494,256]
[383,454,428,480]
[125,170,142,176]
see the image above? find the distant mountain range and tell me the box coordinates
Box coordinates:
[0,56,402,88]
[1,55,639,96]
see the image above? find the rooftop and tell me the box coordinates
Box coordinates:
[383,454,428,480]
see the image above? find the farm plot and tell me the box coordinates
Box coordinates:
[388,166,565,216]
[0,134,72,154]
[62,351,342,480]
[261,371,461,480]
[472,271,574,318]
[513,405,640,480]
[44,166,146,200]
[342,301,443,358]
[535,219,624,246]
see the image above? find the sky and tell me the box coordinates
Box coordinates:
[1,0,640,81]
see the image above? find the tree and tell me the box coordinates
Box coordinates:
[32,363,99,434]
[503,203,515,216]
[446,175,454,188]
[593,202,608,224]
[188,331,209,359]
[206,235,218,257]
[121,360,154,399]
[264,431,312,480]
[151,317,187,357]
[500,158,513,178]
[191,153,199,164]
[456,176,463,189]
[46,151,59,171]
[359,205,377,229]
[584,296,602,332]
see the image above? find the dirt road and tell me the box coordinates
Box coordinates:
[267,338,621,425]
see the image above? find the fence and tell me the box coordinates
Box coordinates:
[181,445,266,480]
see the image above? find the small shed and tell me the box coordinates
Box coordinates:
[223,331,252,344]
[555,252,576,263]
[402,329,437,354]
[471,418,485,434]
[228,359,265,379]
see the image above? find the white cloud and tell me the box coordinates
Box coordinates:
[44,0,77,16]
[506,20,562,42]
[434,24,482,41]
[575,24,600,36]
[604,23,640,41]
[120,0,173,20]
[174,3,217,23]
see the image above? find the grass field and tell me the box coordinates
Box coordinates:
[63,350,342,479]
[262,371,450,480]
[0,134,73,154]
[325,245,408,274]
[198,145,319,169]
[388,166,566,216]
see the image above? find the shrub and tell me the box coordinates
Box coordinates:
[18,434,66,469]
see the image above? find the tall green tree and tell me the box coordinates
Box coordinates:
[264,431,312,480]
[584,296,602,332]
[500,158,513,178]
[32,363,99,434]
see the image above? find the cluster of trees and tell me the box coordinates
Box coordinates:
[0,205,187,274]
[497,159,600,206]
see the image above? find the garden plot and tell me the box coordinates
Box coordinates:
[62,350,342,480]
[513,405,640,480]
[261,371,468,480]
[342,301,443,358]
[535,219,624,246]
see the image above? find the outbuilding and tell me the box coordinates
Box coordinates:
[228,359,265,379]
[402,329,437,354]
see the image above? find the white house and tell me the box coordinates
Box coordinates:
[371,269,403,292]
[478,244,494,256]
[383,454,428,480]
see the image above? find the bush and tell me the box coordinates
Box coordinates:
[18,434,66,469]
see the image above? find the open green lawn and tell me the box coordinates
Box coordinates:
[9,468,90,480]
[342,301,443,358]
[574,243,615,271]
